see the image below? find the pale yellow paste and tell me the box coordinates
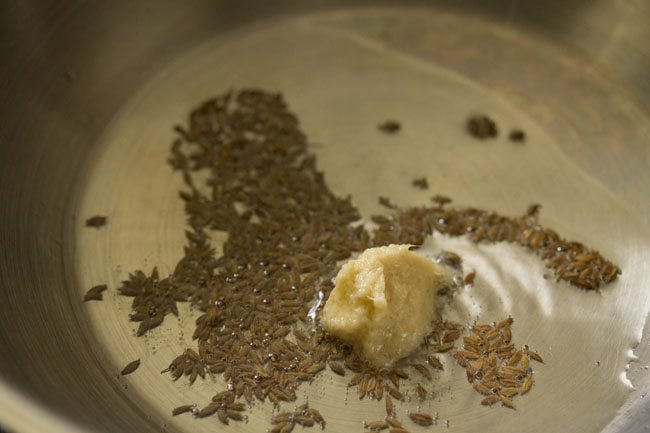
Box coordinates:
[321,244,451,368]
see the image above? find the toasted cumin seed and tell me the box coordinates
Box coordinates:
[499,378,522,387]
[308,408,325,425]
[521,353,530,370]
[452,351,467,367]
[483,368,498,382]
[358,375,369,399]
[442,329,461,343]
[84,284,107,301]
[525,203,540,217]
[463,271,476,285]
[136,315,163,336]
[272,412,293,424]
[386,418,403,428]
[345,359,364,373]
[500,395,516,409]
[349,373,364,387]
[328,361,346,376]
[213,406,228,424]
[481,395,500,406]
[501,366,526,376]
[197,402,219,418]
[416,383,427,401]
[500,387,520,397]
[271,423,290,433]
[388,372,401,389]
[229,402,246,412]
[439,250,462,269]
[520,376,533,394]
[227,410,245,421]
[367,375,378,393]
[528,351,544,363]
[85,215,107,228]
[387,386,404,400]
[385,395,394,416]
[508,350,522,366]
[431,194,452,207]
[280,423,295,433]
[408,413,433,426]
[485,327,500,340]
[375,379,384,400]
[411,363,432,380]
[378,120,401,134]
[412,177,429,190]
[120,359,141,376]
[294,403,309,415]
[431,343,454,352]
[213,390,235,403]
[294,415,314,427]
[427,355,443,370]
[172,404,195,416]
[365,420,389,430]
[379,196,396,209]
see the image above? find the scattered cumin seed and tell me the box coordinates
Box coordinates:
[172,404,195,416]
[463,271,476,285]
[386,418,403,429]
[378,120,401,134]
[411,177,429,190]
[120,359,140,376]
[85,215,107,228]
[378,196,396,209]
[385,395,394,417]
[467,115,498,139]
[365,420,389,430]
[329,361,346,376]
[408,412,433,427]
[509,129,526,143]
[415,383,427,401]
[427,355,443,370]
[83,284,107,301]
[431,194,452,207]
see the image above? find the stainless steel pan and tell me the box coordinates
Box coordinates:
[1,1,649,432]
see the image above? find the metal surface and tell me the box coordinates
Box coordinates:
[1,1,649,433]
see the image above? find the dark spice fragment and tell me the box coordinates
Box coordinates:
[378,120,401,134]
[431,194,452,207]
[509,129,526,143]
[411,177,429,190]
[526,203,541,218]
[121,359,141,376]
[85,215,107,228]
[467,115,498,139]
[83,284,107,301]
[379,196,396,209]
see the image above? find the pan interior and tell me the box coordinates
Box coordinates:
[75,8,650,433]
